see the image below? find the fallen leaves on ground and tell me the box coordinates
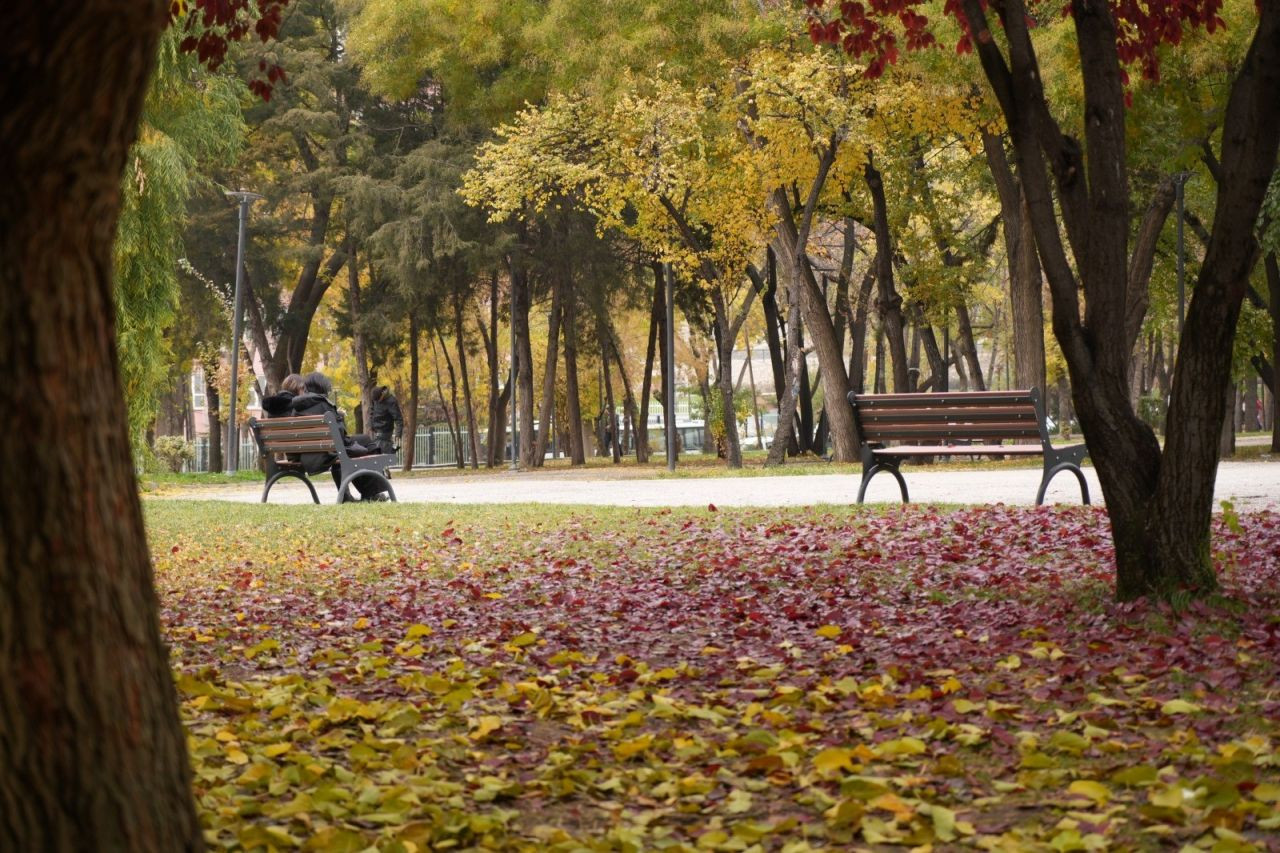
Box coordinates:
[148,502,1280,851]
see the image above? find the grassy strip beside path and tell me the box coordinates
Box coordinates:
[147,501,1280,851]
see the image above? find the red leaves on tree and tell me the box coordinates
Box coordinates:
[808,0,1230,83]
[170,0,291,99]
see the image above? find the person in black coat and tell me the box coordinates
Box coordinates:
[369,385,404,454]
[293,372,387,501]
[262,373,306,418]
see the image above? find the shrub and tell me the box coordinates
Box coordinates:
[153,435,195,473]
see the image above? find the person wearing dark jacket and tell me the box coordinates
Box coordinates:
[262,373,306,417]
[369,385,404,454]
[293,372,388,501]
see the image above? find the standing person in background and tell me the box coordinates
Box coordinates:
[369,385,404,455]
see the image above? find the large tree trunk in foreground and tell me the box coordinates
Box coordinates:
[0,4,203,850]
[962,0,1280,600]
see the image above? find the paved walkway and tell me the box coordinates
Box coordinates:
[161,460,1278,510]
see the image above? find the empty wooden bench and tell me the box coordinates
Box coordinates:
[846,388,1089,506]
[248,413,397,504]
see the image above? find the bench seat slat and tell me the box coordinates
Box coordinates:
[872,444,1046,456]
[262,441,339,453]
[853,391,1034,407]
[256,428,334,441]
[856,406,1038,421]
[862,423,1042,439]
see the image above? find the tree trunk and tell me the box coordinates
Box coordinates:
[656,267,677,464]
[453,291,480,469]
[958,0,1280,600]
[603,316,637,463]
[599,316,622,464]
[983,131,1046,392]
[796,323,814,453]
[848,266,875,396]
[1219,382,1237,458]
[636,264,662,463]
[206,379,223,474]
[712,291,743,468]
[346,237,374,433]
[563,284,585,465]
[403,312,419,470]
[746,343,764,449]
[1,4,203,849]
[760,248,787,414]
[1268,252,1280,452]
[766,270,804,466]
[769,197,858,460]
[435,332,465,469]
[479,271,502,467]
[534,273,564,466]
[864,159,910,392]
[511,255,535,468]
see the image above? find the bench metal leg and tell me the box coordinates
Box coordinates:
[857,463,909,504]
[336,470,397,504]
[262,471,320,504]
[1036,462,1090,506]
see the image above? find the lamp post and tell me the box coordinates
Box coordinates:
[510,282,518,471]
[664,262,677,471]
[224,190,264,475]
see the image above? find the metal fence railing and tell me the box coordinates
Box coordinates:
[184,425,479,473]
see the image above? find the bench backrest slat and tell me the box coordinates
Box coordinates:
[850,389,1049,446]
[249,414,342,456]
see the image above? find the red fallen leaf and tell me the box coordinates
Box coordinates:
[171,546,180,554]
[708,503,718,512]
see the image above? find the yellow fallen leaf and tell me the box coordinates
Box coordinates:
[405,623,433,639]
[262,743,292,758]
[876,737,927,757]
[1160,699,1202,715]
[816,624,842,639]
[813,747,855,774]
[1068,780,1111,804]
[353,617,369,629]
[470,715,502,740]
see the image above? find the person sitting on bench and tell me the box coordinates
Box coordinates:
[290,372,389,502]
[262,373,306,418]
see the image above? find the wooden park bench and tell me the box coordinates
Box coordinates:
[846,388,1089,506]
[248,412,397,504]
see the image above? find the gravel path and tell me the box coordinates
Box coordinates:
[158,460,1278,510]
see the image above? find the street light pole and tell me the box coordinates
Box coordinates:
[664,262,677,471]
[510,281,519,471]
[224,190,264,475]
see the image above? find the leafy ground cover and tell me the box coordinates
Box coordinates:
[147,501,1280,851]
